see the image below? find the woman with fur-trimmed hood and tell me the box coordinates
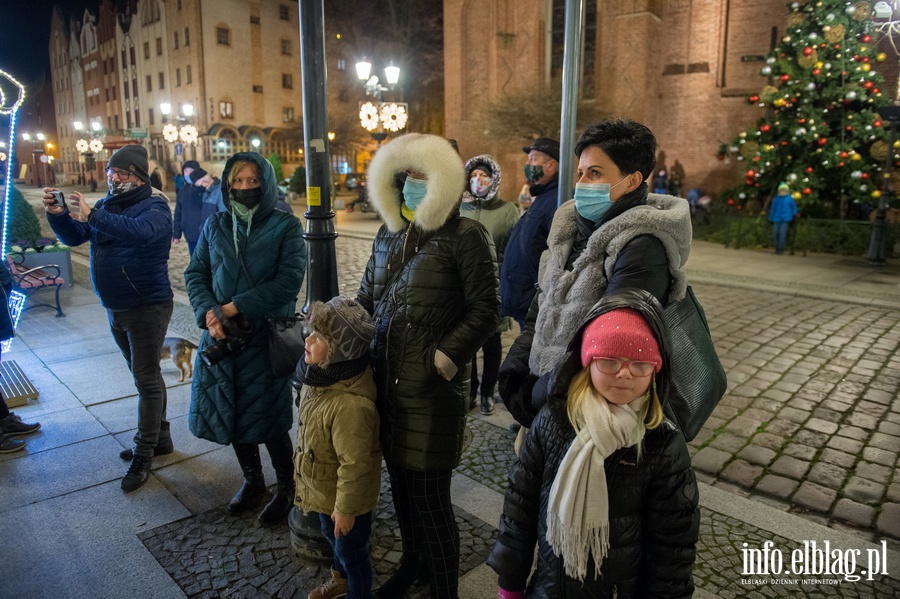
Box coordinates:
[357,133,500,598]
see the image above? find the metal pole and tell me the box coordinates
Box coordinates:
[558,0,585,207]
[291,0,338,564]
[299,0,338,312]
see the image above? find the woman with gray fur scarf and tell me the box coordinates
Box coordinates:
[357,133,500,599]
[499,118,692,430]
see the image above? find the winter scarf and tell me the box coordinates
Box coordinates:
[546,392,647,581]
[294,353,370,388]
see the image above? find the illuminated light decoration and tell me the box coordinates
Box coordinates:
[379,103,408,132]
[0,69,27,260]
[89,138,103,153]
[359,102,379,131]
[162,123,179,143]
[76,138,89,152]
[179,125,199,145]
[0,152,5,163]
[1,290,26,351]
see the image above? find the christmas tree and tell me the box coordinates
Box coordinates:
[717,0,895,219]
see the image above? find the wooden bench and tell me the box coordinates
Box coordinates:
[6,253,66,317]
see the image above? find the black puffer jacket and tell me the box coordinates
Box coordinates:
[357,133,500,471]
[488,289,700,598]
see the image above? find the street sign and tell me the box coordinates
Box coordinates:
[130,128,148,138]
[39,154,50,163]
[175,142,183,155]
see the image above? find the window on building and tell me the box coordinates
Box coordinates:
[177,0,182,9]
[176,68,181,87]
[112,85,117,100]
[126,111,132,128]
[105,88,109,101]
[115,115,119,129]
[124,82,129,99]
[217,27,230,46]
[156,37,162,55]
[158,72,165,89]
[174,32,179,49]
[186,64,192,84]
[283,107,294,122]
[184,27,190,46]
[220,101,233,118]
[337,58,346,71]
[143,42,150,59]
[250,15,260,24]
[130,46,136,64]
[281,39,291,55]
[146,74,152,92]
[132,78,138,97]
[135,110,141,128]
[282,74,292,89]
[149,107,154,125]
[279,4,289,20]
[253,85,263,93]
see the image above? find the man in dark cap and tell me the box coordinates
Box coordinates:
[499,137,561,330]
[41,143,174,494]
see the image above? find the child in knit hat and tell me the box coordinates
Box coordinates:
[292,295,381,599]
[489,292,698,598]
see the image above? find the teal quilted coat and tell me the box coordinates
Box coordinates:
[185,152,307,445]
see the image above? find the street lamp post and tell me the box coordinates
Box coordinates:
[867,105,900,265]
[21,132,44,187]
[161,102,197,164]
[355,60,408,142]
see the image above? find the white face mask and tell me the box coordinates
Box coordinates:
[470,177,491,198]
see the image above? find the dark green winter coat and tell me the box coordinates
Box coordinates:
[185,152,307,445]
[357,133,500,471]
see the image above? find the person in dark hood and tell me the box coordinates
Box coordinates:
[357,133,499,598]
[42,143,174,494]
[460,154,519,415]
[173,163,210,256]
[184,152,307,526]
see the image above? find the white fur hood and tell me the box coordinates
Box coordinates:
[365,133,466,233]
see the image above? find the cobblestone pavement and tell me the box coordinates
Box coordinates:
[24,189,900,595]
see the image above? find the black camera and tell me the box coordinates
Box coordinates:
[200,313,254,367]
[50,191,65,205]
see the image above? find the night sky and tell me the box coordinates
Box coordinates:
[0,0,89,83]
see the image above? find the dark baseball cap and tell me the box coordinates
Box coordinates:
[522,137,560,162]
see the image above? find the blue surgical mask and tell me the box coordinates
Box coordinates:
[402,176,428,211]
[573,176,629,223]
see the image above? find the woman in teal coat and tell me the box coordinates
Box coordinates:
[185,152,307,525]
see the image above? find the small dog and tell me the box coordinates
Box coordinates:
[160,337,197,382]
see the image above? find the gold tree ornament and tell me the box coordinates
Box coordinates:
[853,1,871,21]
[740,141,760,159]
[870,140,888,162]
[824,24,845,43]
[798,51,818,68]
[761,85,780,101]
[787,13,806,27]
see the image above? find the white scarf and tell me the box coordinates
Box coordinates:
[546,393,647,581]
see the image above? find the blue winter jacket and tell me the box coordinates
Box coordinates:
[173,183,205,245]
[499,176,559,321]
[47,184,172,310]
[769,193,798,224]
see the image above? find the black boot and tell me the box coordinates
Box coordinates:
[480,394,495,415]
[258,433,295,525]
[375,552,421,598]
[228,443,266,513]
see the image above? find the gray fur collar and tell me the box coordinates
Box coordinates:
[366,133,465,233]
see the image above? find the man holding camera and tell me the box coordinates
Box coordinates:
[43,144,173,493]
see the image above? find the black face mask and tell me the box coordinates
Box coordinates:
[231,187,263,208]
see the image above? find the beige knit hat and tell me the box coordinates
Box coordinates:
[307,296,374,366]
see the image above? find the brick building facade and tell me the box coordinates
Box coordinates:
[443,0,897,201]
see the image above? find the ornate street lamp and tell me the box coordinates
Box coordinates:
[355,59,408,142]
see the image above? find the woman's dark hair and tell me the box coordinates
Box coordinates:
[574,118,657,182]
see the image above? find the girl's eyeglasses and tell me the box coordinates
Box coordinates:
[592,357,655,377]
